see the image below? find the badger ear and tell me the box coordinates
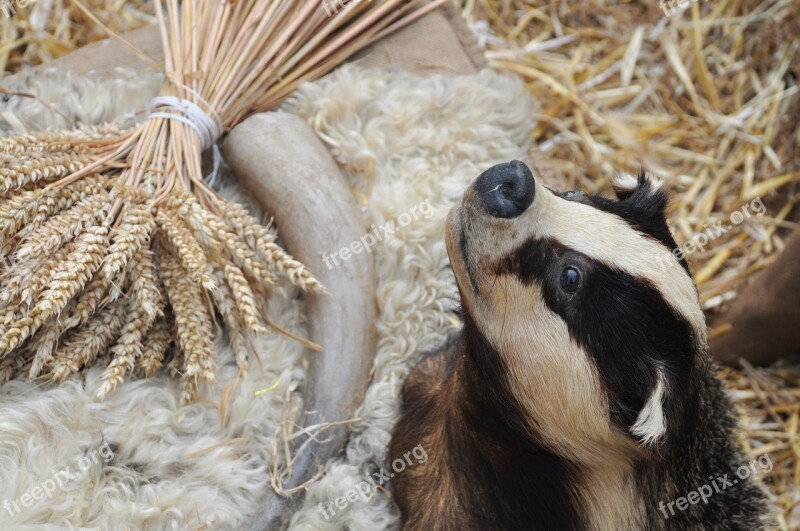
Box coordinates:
[611,172,641,200]
[630,369,667,446]
[612,171,668,216]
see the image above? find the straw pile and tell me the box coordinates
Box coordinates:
[459,0,799,526]
[0,0,154,73]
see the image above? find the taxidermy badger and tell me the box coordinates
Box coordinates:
[390,161,773,530]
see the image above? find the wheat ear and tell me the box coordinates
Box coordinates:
[49,300,126,381]
[160,246,215,402]
[138,315,173,377]
[102,202,155,281]
[0,225,109,356]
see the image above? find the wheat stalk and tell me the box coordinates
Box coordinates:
[209,263,253,374]
[160,246,215,400]
[96,300,151,398]
[102,201,155,281]
[49,301,126,381]
[0,0,446,398]
[15,191,111,263]
[127,246,164,322]
[138,315,173,377]
[220,199,324,293]
[155,207,215,290]
[64,271,116,329]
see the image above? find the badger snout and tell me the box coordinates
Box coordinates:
[474,160,535,219]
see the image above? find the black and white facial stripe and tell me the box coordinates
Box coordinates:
[588,172,690,274]
[494,236,696,442]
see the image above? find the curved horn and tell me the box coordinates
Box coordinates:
[222,112,378,529]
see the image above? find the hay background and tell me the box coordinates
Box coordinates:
[1,0,798,528]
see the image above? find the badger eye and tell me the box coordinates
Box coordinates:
[560,266,581,293]
[563,190,579,199]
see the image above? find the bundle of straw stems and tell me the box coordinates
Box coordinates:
[0,0,445,402]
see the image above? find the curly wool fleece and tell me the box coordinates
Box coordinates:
[0,67,163,135]
[0,65,534,530]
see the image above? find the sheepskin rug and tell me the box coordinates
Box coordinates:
[0,65,533,530]
[0,67,163,135]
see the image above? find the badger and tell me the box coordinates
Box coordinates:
[389,161,774,530]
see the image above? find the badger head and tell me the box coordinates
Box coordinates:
[446,160,705,464]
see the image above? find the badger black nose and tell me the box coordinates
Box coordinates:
[475,160,535,218]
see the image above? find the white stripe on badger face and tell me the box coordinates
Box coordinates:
[630,369,667,445]
[474,180,706,343]
[473,273,640,465]
[470,273,647,531]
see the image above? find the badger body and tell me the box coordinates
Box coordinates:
[390,162,773,530]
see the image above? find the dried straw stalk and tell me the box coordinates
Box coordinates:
[0,0,446,402]
[0,0,154,73]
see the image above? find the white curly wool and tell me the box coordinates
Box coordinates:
[0,67,163,134]
[0,298,309,530]
[0,65,534,530]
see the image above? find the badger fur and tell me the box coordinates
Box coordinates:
[389,161,774,530]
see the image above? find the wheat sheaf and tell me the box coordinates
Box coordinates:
[0,0,444,402]
[0,127,321,402]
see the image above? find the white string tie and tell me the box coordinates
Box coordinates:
[206,144,222,188]
[148,96,223,151]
